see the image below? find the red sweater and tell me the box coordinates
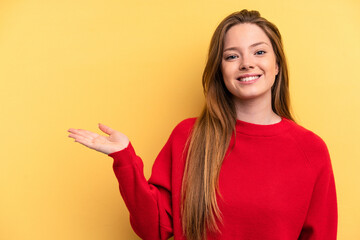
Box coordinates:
[109,118,337,240]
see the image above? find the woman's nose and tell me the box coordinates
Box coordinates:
[239,55,254,70]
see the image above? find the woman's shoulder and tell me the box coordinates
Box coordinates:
[284,118,331,167]
[285,119,326,146]
[170,118,197,138]
[174,117,197,129]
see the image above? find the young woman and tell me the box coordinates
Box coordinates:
[68,9,337,240]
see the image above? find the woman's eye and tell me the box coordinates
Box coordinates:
[255,50,266,55]
[225,55,237,60]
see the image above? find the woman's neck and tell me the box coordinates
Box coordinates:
[233,96,281,125]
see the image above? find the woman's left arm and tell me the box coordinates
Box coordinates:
[298,140,338,239]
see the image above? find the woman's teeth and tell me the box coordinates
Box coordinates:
[239,75,260,82]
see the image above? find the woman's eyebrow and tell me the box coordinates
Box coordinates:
[249,41,269,48]
[223,42,269,52]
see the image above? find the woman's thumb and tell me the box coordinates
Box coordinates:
[98,123,114,135]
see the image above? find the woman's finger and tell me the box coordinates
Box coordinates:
[68,133,76,139]
[74,138,94,149]
[70,134,94,148]
[98,123,115,135]
[80,129,99,139]
[68,129,94,141]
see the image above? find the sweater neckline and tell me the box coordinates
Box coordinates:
[235,117,291,136]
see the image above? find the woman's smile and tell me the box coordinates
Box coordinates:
[237,74,262,83]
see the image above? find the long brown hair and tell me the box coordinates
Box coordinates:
[181,9,294,240]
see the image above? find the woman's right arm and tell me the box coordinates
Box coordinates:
[110,141,173,240]
[67,124,173,240]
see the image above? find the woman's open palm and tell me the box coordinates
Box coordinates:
[68,123,129,155]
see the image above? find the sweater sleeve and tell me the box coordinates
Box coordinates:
[298,138,338,240]
[109,135,174,240]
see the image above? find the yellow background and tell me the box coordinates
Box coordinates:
[1,0,359,239]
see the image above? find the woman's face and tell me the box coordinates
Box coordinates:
[221,23,279,103]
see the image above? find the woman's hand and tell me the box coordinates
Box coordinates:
[68,123,129,155]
